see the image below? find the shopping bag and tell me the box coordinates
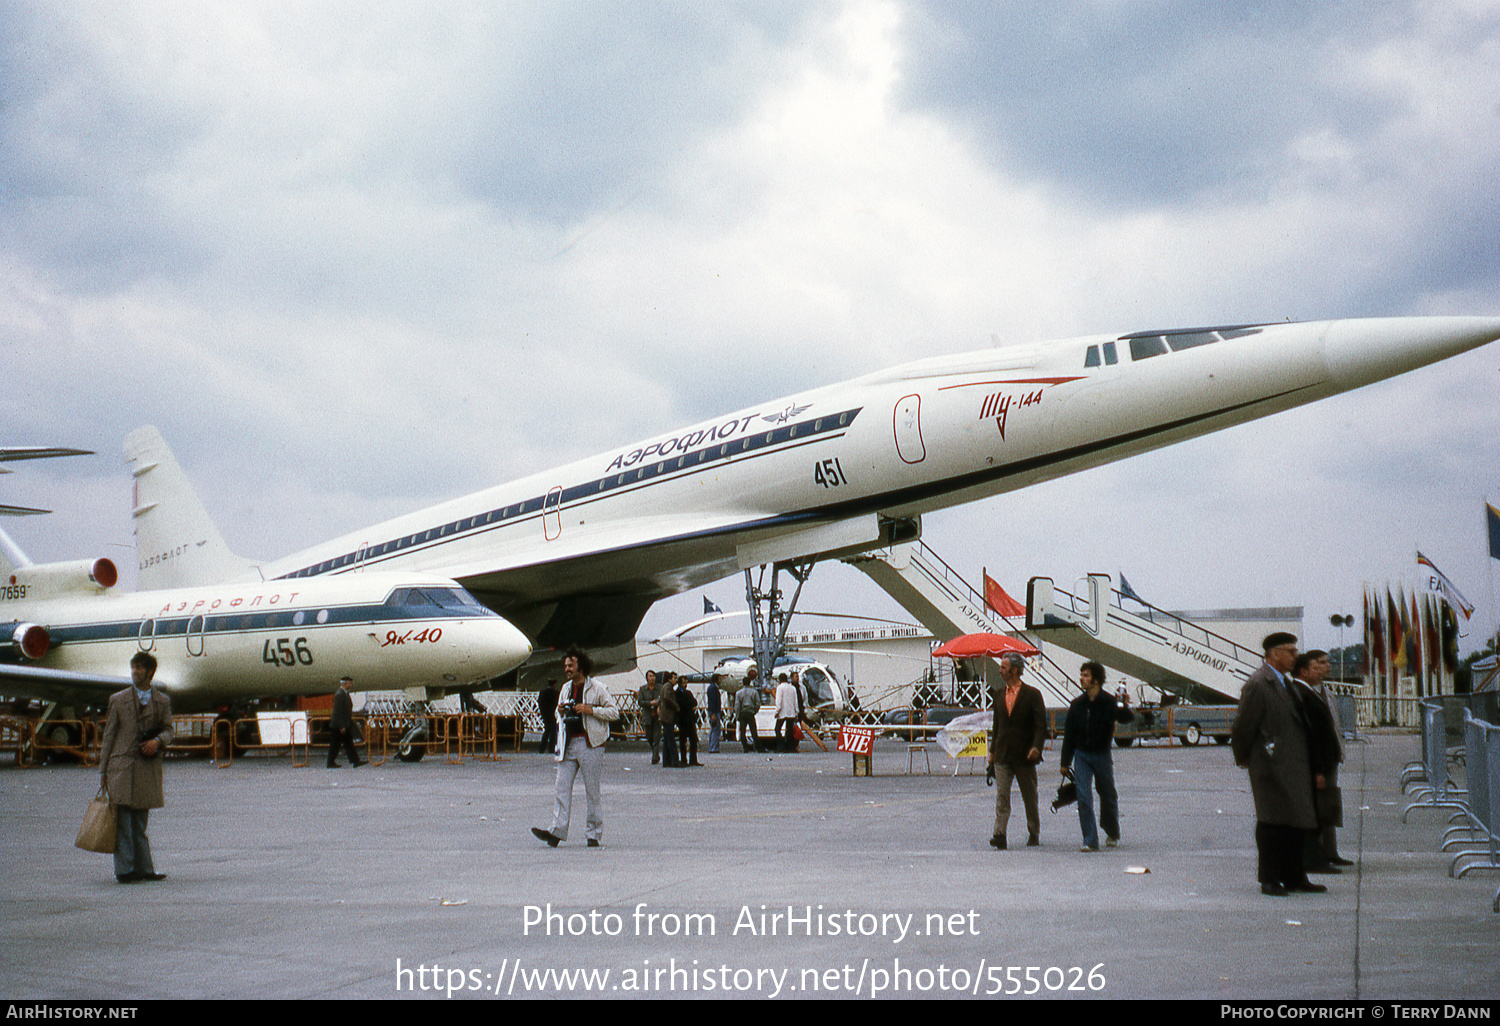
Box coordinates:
[75,786,116,854]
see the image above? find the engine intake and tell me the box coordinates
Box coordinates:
[9,622,50,660]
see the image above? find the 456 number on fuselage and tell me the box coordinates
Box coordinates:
[262,636,314,667]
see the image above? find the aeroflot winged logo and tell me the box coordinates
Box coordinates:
[762,403,812,425]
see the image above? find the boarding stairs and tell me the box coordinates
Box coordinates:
[1025,574,1257,704]
[845,541,1074,706]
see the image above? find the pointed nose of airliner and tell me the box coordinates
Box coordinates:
[480,616,533,677]
[1322,316,1500,390]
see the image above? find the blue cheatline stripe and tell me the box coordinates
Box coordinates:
[45,601,494,646]
[274,407,864,581]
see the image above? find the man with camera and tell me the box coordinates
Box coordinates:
[532,648,619,849]
[100,651,174,883]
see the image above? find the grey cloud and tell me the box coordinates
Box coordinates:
[449,2,834,225]
[894,1,1415,210]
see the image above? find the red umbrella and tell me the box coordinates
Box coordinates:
[931,633,1040,659]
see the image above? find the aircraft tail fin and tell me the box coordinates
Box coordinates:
[125,426,261,588]
[0,527,27,577]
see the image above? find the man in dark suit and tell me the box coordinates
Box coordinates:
[1293,650,1348,873]
[1231,633,1322,896]
[538,678,560,755]
[987,652,1048,849]
[327,676,366,768]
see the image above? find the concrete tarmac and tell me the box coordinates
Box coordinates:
[1,730,1496,1002]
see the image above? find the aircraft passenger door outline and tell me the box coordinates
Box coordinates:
[893,394,925,464]
[186,614,207,657]
[543,487,563,541]
[137,617,157,653]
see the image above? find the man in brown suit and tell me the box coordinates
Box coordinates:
[1231,633,1323,896]
[99,651,173,883]
[987,652,1048,849]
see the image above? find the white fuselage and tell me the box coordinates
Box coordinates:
[254,317,1500,617]
[10,573,532,711]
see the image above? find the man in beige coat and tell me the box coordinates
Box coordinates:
[100,651,173,883]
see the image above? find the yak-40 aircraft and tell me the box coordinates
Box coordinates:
[0,450,533,712]
[5,316,1500,706]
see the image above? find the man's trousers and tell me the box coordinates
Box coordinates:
[550,737,605,842]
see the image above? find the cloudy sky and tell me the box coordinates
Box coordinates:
[4,1,1499,659]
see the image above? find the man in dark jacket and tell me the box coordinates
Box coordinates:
[538,678,560,755]
[1293,650,1348,873]
[327,676,366,768]
[676,676,701,766]
[1059,661,1133,851]
[987,652,1048,849]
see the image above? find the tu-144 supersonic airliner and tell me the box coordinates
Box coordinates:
[8,316,1500,699]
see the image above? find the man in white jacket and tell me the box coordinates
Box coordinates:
[774,674,799,752]
[532,648,620,849]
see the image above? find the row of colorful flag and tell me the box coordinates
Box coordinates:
[1363,552,1473,686]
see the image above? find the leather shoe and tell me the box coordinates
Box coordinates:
[530,827,561,848]
[139,873,166,881]
[1329,855,1355,866]
[1286,881,1327,893]
[1307,864,1342,875]
[989,834,1006,850]
[587,839,601,848]
[116,873,143,884]
[1027,834,1040,847]
[1261,883,1289,896]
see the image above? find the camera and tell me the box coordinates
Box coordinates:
[559,699,584,733]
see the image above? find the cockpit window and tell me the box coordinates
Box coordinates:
[1128,335,1168,361]
[1083,342,1119,368]
[1165,331,1217,351]
[384,587,492,615]
[1118,323,1266,362]
[800,667,834,705]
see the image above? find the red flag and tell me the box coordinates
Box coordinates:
[983,572,1025,618]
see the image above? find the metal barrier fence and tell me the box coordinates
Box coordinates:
[1353,693,1497,731]
[1446,710,1500,912]
[1400,696,1500,912]
[0,715,35,767]
[25,718,98,766]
